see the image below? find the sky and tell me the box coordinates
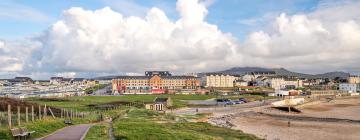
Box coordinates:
[0,0,359,79]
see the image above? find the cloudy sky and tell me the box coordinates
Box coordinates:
[0,0,359,79]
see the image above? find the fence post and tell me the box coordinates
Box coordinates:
[61,109,63,118]
[8,105,11,128]
[44,104,47,119]
[48,108,55,119]
[17,106,20,126]
[38,105,42,120]
[32,106,34,122]
[26,107,29,122]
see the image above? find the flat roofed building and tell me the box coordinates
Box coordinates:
[348,75,360,84]
[205,73,236,88]
[339,83,360,93]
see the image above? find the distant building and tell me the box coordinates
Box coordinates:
[112,71,200,94]
[348,75,360,84]
[339,83,360,93]
[257,76,303,90]
[205,73,237,88]
[50,77,64,85]
[145,71,172,77]
[145,97,172,111]
[234,80,248,87]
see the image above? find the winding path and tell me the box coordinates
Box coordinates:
[40,124,93,140]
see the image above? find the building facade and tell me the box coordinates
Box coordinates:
[348,76,360,84]
[339,83,360,93]
[205,73,237,88]
[112,71,200,94]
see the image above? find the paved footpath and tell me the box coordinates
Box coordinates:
[40,124,93,140]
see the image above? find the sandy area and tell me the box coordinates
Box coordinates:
[232,115,360,140]
[223,97,360,140]
[300,98,360,120]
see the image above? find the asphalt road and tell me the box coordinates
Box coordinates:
[40,124,93,140]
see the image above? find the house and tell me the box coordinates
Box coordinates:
[145,97,172,111]
[339,83,360,93]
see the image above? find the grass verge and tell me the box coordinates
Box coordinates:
[84,123,110,140]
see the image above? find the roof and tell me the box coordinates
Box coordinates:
[113,75,197,80]
[154,97,169,103]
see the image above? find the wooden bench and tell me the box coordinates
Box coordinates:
[64,119,73,125]
[20,127,35,139]
[11,128,28,140]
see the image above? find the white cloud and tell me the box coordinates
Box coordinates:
[1,0,360,78]
[37,0,237,74]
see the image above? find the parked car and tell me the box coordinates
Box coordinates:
[239,98,248,103]
[216,99,232,105]
[233,100,245,104]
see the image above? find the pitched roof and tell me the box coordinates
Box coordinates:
[154,97,169,103]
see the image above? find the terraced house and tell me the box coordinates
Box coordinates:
[112,71,200,94]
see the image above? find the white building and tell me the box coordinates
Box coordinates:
[205,73,236,88]
[258,77,303,90]
[348,76,360,84]
[339,83,360,93]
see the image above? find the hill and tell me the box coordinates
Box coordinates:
[215,67,350,79]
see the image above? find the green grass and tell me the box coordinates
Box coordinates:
[85,123,110,140]
[85,84,107,94]
[26,94,217,111]
[112,109,260,140]
[0,115,101,140]
[113,118,260,140]
[27,94,276,112]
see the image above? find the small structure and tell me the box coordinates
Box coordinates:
[145,97,172,111]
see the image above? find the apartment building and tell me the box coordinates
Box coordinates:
[205,73,236,88]
[348,75,360,84]
[112,71,200,94]
[339,83,360,93]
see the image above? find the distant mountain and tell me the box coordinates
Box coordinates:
[217,67,273,75]
[214,67,350,79]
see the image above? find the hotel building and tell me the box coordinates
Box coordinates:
[112,71,200,94]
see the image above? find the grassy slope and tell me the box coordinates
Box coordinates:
[27,94,275,111]
[0,116,100,140]
[27,95,217,111]
[84,123,110,140]
[113,109,260,140]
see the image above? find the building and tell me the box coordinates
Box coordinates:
[234,80,248,87]
[255,76,303,90]
[348,75,360,84]
[112,71,200,94]
[50,77,64,85]
[339,83,360,93]
[205,73,236,88]
[145,97,172,111]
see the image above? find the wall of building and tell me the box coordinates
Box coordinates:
[348,76,360,84]
[206,74,236,87]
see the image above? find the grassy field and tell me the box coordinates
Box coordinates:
[85,123,110,140]
[113,109,260,140]
[0,110,102,140]
[26,94,217,111]
[0,117,98,140]
[26,94,275,111]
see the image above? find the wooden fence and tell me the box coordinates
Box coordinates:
[0,104,92,128]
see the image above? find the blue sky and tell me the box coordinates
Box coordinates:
[0,0,320,40]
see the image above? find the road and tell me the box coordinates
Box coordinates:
[174,99,278,116]
[93,84,112,95]
[40,124,93,140]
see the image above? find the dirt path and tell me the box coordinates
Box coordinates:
[40,124,93,140]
